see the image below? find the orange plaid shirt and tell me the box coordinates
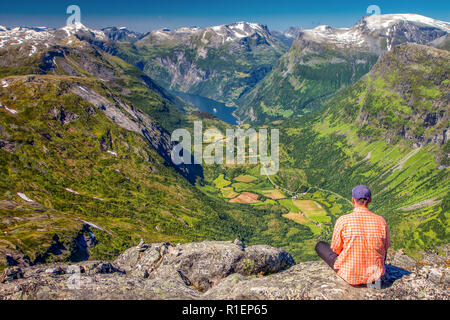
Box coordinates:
[331,206,391,285]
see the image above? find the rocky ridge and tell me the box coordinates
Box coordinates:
[128,22,288,106]
[236,13,450,123]
[298,14,449,53]
[101,27,147,42]
[142,22,282,48]
[0,240,448,300]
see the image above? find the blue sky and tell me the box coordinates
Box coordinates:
[1,0,449,32]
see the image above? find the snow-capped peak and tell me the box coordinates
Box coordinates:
[0,22,107,51]
[60,22,106,39]
[206,22,268,42]
[298,13,449,51]
[0,26,55,49]
[61,22,89,36]
[300,26,366,48]
[313,25,332,32]
[62,22,89,30]
[230,22,264,31]
[148,22,270,45]
[362,13,450,33]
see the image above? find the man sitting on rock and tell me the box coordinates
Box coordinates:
[315,185,391,287]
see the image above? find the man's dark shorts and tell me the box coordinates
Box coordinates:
[315,241,370,288]
[315,241,338,271]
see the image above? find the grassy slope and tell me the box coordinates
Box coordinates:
[0,40,317,270]
[0,74,321,270]
[237,40,379,123]
[198,43,449,260]
[0,76,209,262]
[275,44,449,257]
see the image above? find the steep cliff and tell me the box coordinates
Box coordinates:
[0,240,448,300]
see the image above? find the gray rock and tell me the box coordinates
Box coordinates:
[427,268,445,285]
[114,242,171,277]
[115,241,294,291]
[0,241,448,300]
[235,245,295,276]
[387,250,417,269]
[0,267,24,283]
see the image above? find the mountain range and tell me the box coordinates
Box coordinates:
[236,14,450,123]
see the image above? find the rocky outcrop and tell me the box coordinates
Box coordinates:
[49,106,80,125]
[360,43,449,148]
[114,241,294,291]
[0,241,448,300]
[101,27,146,43]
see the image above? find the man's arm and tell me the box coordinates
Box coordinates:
[331,218,344,255]
[385,225,391,251]
[384,223,391,264]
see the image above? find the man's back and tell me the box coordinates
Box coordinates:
[331,206,390,285]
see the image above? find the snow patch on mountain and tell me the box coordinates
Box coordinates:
[29,45,37,56]
[149,22,270,45]
[301,26,366,48]
[61,22,106,40]
[363,13,450,33]
[5,107,18,114]
[210,22,266,42]
[0,26,55,49]
[17,193,34,202]
[0,102,18,114]
[61,22,89,37]
[298,13,449,50]
[0,22,107,51]
[65,188,80,195]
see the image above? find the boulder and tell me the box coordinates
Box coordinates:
[0,267,24,283]
[114,240,295,291]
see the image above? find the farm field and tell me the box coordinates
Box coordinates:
[213,174,232,188]
[229,192,261,204]
[262,189,286,200]
[208,172,338,238]
[234,175,258,183]
[221,187,238,199]
[293,200,332,224]
[283,212,309,224]
[200,167,369,262]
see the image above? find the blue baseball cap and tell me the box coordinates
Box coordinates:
[352,185,372,201]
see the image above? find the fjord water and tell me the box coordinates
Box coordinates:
[171,91,238,125]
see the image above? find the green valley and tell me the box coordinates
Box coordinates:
[0,13,448,273]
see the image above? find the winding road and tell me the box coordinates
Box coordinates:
[261,166,352,205]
